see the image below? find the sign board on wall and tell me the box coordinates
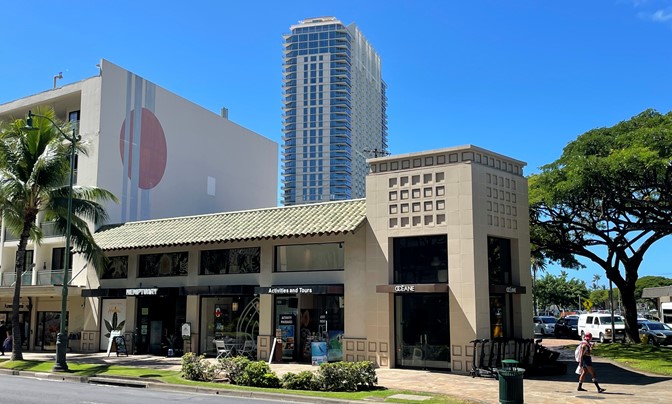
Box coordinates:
[181,323,191,340]
[100,299,126,350]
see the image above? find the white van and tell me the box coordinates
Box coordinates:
[578,313,626,343]
[661,302,672,328]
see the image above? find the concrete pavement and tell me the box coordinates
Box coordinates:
[8,346,672,404]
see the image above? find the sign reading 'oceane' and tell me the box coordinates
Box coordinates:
[394,285,415,292]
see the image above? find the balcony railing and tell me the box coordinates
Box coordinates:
[1,271,33,287]
[4,221,65,242]
[0,269,72,287]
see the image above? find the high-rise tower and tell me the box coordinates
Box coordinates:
[282,17,388,205]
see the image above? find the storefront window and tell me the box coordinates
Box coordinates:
[138,252,188,277]
[101,256,128,279]
[201,296,258,356]
[393,235,448,284]
[488,236,511,285]
[488,237,514,338]
[36,311,66,351]
[489,295,512,338]
[273,294,344,363]
[275,243,344,272]
[200,247,260,274]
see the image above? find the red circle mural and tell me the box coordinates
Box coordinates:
[119,108,167,190]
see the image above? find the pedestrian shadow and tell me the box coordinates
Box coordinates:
[528,360,672,387]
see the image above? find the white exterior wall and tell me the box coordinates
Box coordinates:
[348,22,385,199]
[0,59,277,351]
[96,60,277,222]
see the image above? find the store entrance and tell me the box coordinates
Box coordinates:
[395,293,450,370]
[274,294,344,363]
[136,296,186,355]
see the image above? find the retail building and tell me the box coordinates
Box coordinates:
[87,145,533,372]
[0,59,278,352]
[281,16,388,205]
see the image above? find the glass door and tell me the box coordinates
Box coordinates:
[395,293,450,369]
[35,311,64,351]
[274,296,298,361]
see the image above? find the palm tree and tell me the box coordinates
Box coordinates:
[0,107,116,360]
[591,274,602,291]
[531,250,547,316]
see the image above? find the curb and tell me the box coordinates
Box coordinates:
[0,368,361,404]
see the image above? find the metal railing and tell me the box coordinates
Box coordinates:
[1,271,33,287]
[0,269,72,286]
[4,220,68,241]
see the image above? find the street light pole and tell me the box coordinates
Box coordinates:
[26,110,78,371]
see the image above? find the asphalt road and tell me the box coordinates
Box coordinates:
[0,374,298,404]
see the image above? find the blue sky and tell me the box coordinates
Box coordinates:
[2,0,672,285]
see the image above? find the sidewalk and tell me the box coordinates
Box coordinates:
[13,350,672,403]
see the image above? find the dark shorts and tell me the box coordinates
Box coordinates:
[581,355,593,367]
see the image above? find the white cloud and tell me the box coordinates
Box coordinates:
[650,8,672,21]
[622,0,651,7]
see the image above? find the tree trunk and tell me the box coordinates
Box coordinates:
[10,211,36,361]
[620,281,640,343]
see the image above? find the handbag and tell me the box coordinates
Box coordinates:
[575,364,582,375]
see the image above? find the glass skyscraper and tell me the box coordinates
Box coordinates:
[282,17,388,205]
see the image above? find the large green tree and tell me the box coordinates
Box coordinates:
[535,271,589,311]
[529,109,672,342]
[635,275,672,300]
[0,107,116,360]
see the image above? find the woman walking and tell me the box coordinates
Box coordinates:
[577,332,606,393]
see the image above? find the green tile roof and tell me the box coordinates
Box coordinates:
[95,199,367,251]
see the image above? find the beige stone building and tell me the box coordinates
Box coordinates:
[85,145,533,372]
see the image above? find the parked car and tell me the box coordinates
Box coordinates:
[578,313,626,343]
[555,315,580,339]
[533,316,557,336]
[638,320,672,346]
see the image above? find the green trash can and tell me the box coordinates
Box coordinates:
[498,359,525,404]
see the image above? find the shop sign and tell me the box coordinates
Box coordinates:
[264,287,314,294]
[256,285,344,295]
[489,284,526,294]
[394,285,416,293]
[280,314,294,325]
[125,288,159,296]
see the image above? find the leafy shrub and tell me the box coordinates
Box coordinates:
[181,352,217,382]
[219,356,251,384]
[353,361,377,390]
[313,361,378,391]
[281,370,316,390]
[314,362,352,391]
[239,361,280,388]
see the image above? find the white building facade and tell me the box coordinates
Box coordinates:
[0,59,278,352]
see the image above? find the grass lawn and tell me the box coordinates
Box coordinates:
[591,343,672,376]
[0,359,476,404]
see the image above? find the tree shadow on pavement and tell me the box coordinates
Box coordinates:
[528,360,672,387]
